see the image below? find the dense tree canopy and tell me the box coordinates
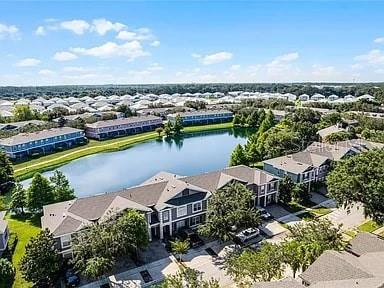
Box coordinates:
[72,210,149,279]
[26,173,55,213]
[327,149,384,223]
[198,183,260,241]
[0,151,14,195]
[20,230,61,287]
[159,267,220,288]
[49,170,75,202]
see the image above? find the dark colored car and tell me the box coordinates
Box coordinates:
[180,228,204,248]
[65,269,80,287]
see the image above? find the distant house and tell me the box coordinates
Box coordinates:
[263,139,383,184]
[253,233,384,288]
[0,127,85,160]
[0,120,47,131]
[0,211,9,252]
[85,116,163,140]
[41,165,279,258]
[167,110,233,126]
[317,124,347,141]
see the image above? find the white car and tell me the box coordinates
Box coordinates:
[257,207,273,220]
[236,228,260,243]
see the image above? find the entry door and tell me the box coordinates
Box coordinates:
[163,225,170,239]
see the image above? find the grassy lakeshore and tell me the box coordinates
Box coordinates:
[13,122,234,179]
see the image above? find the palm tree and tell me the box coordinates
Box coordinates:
[171,239,189,262]
[155,127,164,137]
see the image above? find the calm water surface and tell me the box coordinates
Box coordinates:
[23,128,250,197]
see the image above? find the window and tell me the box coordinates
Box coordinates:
[61,234,71,248]
[177,206,187,217]
[162,210,170,222]
[190,216,201,226]
[193,202,202,213]
[176,220,186,230]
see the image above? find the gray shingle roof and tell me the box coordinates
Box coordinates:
[53,216,83,236]
[168,110,233,117]
[85,115,162,129]
[0,127,83,146]
[252,278,303,288]
[346,232,384,256]
[299,251,373,285]
[310,277,384,288]
[317,125,346,138]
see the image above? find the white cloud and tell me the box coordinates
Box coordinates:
[60,19,90,35]
[150,40,160,47]
[116,28,153,41]
[91,18,125,35]
[231,64,241,70]
[70,40,149,60]
[354,49,384,65]
[311,64,339,80]
[16,58,41,67]
[268,52,299,66]
[0,22,20,39]
[53,51,78,61]
[62,66,88,73]
[374,37,384,44]
[35,26,46,36]
[38,69,55,76]
[197,51,233,65]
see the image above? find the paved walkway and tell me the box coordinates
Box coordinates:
[323,204,366,231]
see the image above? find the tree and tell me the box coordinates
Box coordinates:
[72,210,149,278]
[0,258,15,285]
[233,114,241,126]
[20,229,61,287]
[229,144,248,166]
[173,115,184,134]
[49,170,75,202]
[287,219,344,263]
[281,240,306,278]
[26,173,54,213]
[324,131,352,144]
[83,257,114,280]
[327,149,384,224]
[9,182,26,215]
[159,267,220,288]
[13,105,37,121]
[171,239,189,262]
[57,116,66,127]
[164,121,173,137]
[116,104,134,117]
[292,183,310,205]
[247,110,259,128]
[155,127,164,137]
[278,176,294,204]
[199,183,260,241]
[225,243,284,286]
[0,151,14,195]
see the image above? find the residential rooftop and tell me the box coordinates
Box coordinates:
[85,115,162,129]
[0,127,83,146]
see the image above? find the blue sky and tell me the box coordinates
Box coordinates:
[0,0,383,86]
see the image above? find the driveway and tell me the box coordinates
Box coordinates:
[323,204,366,230]
[183,241,235,287]
[259,220,288,237]
[265,204,302,225]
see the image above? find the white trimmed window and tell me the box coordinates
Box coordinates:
[190,216,201,226]
[177,206,188,217]
[193,202,202,213]
[61,234,71,248]
[162,210,170,222]
[176,220,186,229]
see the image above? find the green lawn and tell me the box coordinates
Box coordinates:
[311,207,332,216]
[297,211,316,221]
[358,220,381,233]
[13,122,234,180]
[6,214,41,288]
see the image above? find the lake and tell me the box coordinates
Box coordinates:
[22,128,250,198]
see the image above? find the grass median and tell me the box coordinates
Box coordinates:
[13,122,234,180]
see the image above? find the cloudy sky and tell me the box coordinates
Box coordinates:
[0,1,383,86]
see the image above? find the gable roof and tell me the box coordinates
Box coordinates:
[299,251,374,285]
[317,124,346,139]
[346,232,384,256]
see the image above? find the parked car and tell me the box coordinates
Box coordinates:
[235,228,260,243]
[258,207,273,220]
[179,228,204,248]
[65,269,80,287]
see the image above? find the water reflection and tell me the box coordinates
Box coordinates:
[22,128,249,198]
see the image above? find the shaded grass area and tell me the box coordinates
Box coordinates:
[13,122,234,180]
[5,214,41,288]
[311,207,332,216]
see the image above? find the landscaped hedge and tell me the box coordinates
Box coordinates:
[2,233,18,262]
